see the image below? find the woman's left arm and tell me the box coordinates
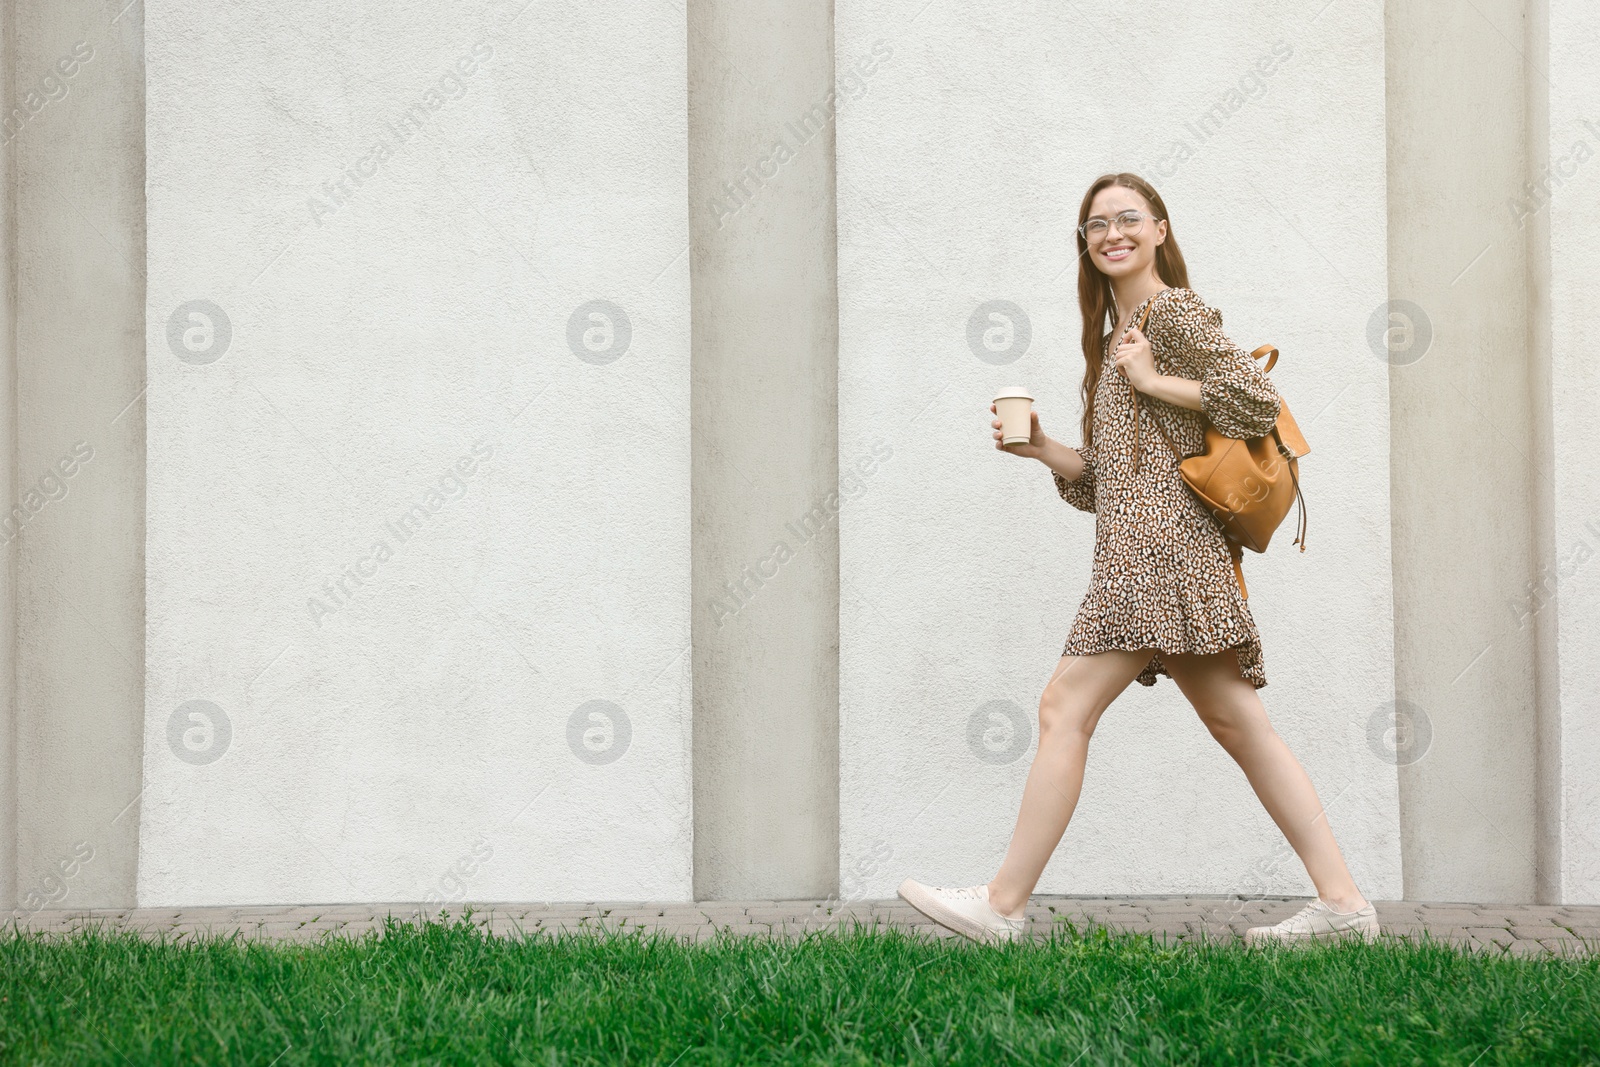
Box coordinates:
[1139,288,1282,439]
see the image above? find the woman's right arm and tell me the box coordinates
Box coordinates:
[991,405,1095,512]
[1036,435,1085,480]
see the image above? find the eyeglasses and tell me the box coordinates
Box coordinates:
[1079,209,1161,242]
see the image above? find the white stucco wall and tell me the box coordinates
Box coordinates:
[140,0,690,905]
[837,1,1402,899]
[1546,0,1600,903]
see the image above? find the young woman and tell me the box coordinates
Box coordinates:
[897,172,1376,947]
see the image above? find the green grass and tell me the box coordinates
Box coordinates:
[2,912,1598,1066]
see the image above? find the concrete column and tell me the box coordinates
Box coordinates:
[688,1,839,898]
[8,0,146,908]
[1385,0,1541,901]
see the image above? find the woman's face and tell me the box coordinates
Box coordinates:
[1083,187,1167,281]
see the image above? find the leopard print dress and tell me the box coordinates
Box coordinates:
[1053,286,1283,689]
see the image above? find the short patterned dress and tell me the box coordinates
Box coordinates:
[1053,286,1283,689]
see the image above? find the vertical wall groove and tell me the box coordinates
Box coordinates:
[1524,0,1561,905]
[1386,0,1540,902]
[2,0,19,910]
[687,1,840,898]
[11,0,145,908]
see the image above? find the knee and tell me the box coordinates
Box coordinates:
[1199,709,1272,753]
[1037,688,1096,747]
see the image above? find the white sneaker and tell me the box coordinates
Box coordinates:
[897,877,1026,944]
[1245,897,1379,946]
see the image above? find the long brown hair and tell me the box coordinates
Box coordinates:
[1076,173,1189,448]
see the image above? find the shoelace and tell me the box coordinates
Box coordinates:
[945,885,1025,926]
[1268,900,1328,931]
[1282,898,1375,930]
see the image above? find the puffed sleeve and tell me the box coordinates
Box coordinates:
[1052,443,1096,513]
[1162,288,1282,439]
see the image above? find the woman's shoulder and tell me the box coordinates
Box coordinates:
[1152,285,1209,313]
[1152,286,1223,330]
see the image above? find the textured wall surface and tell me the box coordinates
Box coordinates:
[140,0,690,904]
[0,0,1587,909]
[836,0,1402,900]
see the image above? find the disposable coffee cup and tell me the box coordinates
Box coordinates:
[993,388,1034,446]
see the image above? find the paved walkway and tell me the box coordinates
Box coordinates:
[8,897,1600,956]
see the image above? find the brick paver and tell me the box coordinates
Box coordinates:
[6,896,1600,956]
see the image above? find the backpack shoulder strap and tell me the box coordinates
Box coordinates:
[1129,290,1182,471]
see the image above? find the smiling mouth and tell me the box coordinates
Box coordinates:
[1101,245,1134,260]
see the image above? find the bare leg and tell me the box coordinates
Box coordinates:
[1162,649,1367,911]
[985,649,1152,919]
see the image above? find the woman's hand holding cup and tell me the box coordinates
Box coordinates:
[991,395,1046,460]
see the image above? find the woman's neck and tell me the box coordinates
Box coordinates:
[1110,273,1169,325]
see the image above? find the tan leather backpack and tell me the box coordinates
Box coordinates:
[1126,295,1310,600]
